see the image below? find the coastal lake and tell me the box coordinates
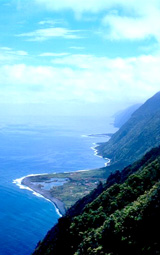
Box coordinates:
[0,116,117,255]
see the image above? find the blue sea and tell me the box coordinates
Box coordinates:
[0,116,117,255]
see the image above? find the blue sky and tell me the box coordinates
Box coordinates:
[0,0,160,120]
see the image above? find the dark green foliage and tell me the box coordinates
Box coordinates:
[33,146,160,255]
[66,181,104,218]
[98,92,160,168]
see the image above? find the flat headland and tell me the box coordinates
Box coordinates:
[21,167,108,215]
[19,141,111,215]
[21,176,66,216]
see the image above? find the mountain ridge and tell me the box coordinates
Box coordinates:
[98,91,160,169]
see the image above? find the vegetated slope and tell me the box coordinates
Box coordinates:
[98,92,160,169]
[113,103,141,128]
[33,146,160,255]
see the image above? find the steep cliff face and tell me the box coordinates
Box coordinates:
[98,92,160,168]
[32,92,160,255]
[33,146,160,255]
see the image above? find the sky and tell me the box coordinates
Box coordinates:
[0,0,160,122]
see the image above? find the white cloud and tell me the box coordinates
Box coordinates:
[51,54,96,69]
[0,47,12,51]
[0,47,28,56]
[38,20,56,25]
[102,6,160,41]
[34,0,160,42]
[70,46,85,50]
[16,50,28,56]
[34,0,159,14]
[0,47,28,63]
[17,27,82,41]
[0,54,159,107]
[34,0,112,13]
[39,52,69,57]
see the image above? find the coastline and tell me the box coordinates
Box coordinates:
[13,134,111,217]
[91,143,111,166]
[13,161,107,216]
[13,175,65,217]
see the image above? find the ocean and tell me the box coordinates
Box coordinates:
[0,116,117,255]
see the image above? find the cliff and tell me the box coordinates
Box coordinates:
[98,92,160,169]
[33,146,160,255]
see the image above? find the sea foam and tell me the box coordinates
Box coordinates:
[13,174,62,217]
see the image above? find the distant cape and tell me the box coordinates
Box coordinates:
[98,91,160,169]
[113,103,141,128]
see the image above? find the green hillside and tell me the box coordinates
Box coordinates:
[98,92,160,168]
[33,146,160,255]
